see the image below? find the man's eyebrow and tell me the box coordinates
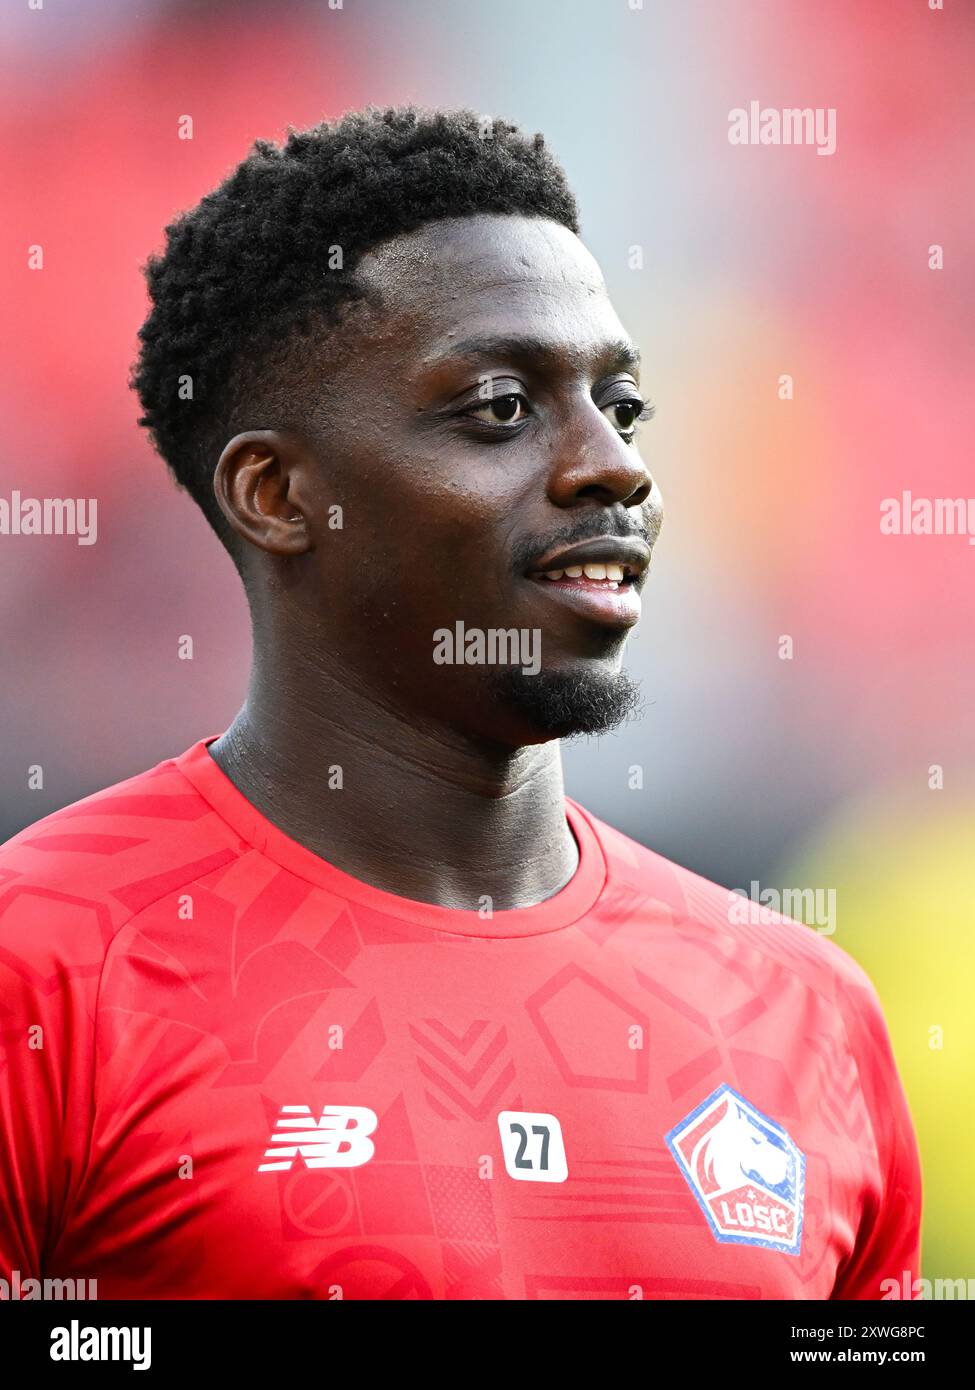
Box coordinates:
[428,334,642,375]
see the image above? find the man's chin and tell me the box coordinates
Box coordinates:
[485,664,644,740]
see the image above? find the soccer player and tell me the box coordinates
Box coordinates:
[0,108,920,1300]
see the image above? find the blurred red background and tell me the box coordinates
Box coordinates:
[1,0,971,1282]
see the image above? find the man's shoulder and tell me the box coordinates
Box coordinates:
[0,741,240,960]
[575,797,877,1008]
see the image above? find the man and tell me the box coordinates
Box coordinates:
[0,107,920,1300]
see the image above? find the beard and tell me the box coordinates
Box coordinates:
[485,662,644,739]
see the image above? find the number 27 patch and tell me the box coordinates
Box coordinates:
[497,1111,568,1183]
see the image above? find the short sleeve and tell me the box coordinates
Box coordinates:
[829,965,923,1299]
[0,881,102,1280]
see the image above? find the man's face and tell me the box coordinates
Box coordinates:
[291,212,663,745]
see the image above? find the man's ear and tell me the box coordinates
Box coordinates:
[212,430,313,558]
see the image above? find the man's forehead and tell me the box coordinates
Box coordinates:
[344,213,629,375]
[354,212,606,307]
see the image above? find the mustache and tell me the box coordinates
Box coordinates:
[511,500,663,575]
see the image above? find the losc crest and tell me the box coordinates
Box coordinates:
[666,1083,805,1255]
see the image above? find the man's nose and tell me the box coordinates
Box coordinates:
[545,402,654,510]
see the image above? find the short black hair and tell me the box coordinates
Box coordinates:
[132,105,580,556]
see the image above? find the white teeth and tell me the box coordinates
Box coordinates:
[538,560,628,585]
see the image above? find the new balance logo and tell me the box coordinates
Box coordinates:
[258,1105,378,1172]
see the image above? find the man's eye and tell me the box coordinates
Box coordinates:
[600,398,646,438]
[467,393,529,426]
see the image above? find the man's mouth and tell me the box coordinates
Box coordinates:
[524,537,651,628]
[530,561,637,591]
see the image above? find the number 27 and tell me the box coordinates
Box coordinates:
[510,1123,550,1170]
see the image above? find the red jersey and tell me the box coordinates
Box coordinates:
[0,735,921,1299]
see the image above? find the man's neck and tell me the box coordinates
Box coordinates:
[207,665,579,912]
